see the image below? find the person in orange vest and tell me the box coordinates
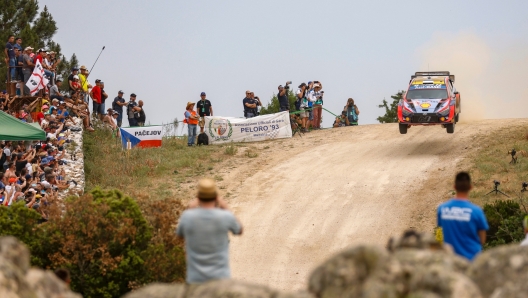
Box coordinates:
[184,102,199,147]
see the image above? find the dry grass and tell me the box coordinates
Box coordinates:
[83,129,231,202]
[465,123,528,206]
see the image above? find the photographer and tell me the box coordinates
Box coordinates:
[127,93,139,127]
[344,98,360,126]
[312,82,323,129]
[278,81,292,112]
[296,83,309,132]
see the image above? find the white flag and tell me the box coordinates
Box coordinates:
[25,60,49,95]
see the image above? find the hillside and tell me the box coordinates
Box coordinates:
[211,119,528,291]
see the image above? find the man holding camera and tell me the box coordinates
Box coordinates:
[127,93,139,127]
[278,81,292,112]
[177,178,243,284]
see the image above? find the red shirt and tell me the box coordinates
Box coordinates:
[36,112,44,124]
[35,54,43,64]
[91,86,101,104]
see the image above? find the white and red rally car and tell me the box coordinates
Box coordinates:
[397,71,461,134]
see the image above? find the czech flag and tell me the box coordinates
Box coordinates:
[119,126,163,149]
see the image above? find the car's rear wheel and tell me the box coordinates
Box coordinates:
[446,123,455,134]
[399,123,408,134]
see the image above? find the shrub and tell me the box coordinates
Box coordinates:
[483,199,526,248]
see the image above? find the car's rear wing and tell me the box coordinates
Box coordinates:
[412,71,455,82]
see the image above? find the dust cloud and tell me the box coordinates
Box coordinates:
[417,31,528,121]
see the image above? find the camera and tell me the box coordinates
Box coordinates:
[284,81,292,89]
[494,180,500,186]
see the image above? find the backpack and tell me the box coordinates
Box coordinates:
[347,105,358,123]
[197,133,209,145]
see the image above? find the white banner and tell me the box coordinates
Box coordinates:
[204,111,292,144]
[119,126,163,148]
[25,60,49,95]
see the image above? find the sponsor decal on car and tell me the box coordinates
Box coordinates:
[410,84,446,89]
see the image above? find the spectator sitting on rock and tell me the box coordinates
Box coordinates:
[437,172,489,261]
[103,109,119,135]
[521,216,528,246]
[177,178,243,284]
[333,111,350,128]
[344,98,360,126]
[67,67,79,95]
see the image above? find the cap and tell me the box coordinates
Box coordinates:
[59,101,65,105]
[278,85,283,89]
[200,92,206,96]
[130,93,136,97]
[79,65,87,70]
[112,111,119,116]
[197,178,218,200]
[42,105,49,110]
[308,81,313,85]
[41,181,51,189]
[35,194,42,199]
[24,46,34,51]
[71,67,79,71]
[55,79,62,83]
[28,188,36,193]
[118,90,124,94]
[95,79,101,83]
[73,75,79,79]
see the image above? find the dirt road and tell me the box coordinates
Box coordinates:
[216,119,526,292]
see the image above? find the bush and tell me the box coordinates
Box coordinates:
[483,199,527,248]
[0,189,186,298]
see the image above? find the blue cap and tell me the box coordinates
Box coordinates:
[200,92,206,96]
[308,81,313,85]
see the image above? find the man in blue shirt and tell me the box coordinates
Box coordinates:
[437,172,489,261]
[4,35,16,81]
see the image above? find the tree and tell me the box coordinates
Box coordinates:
[483,199,527,248]
[377,91,404,123]
[0,2,71,90]
[260,89,297,115]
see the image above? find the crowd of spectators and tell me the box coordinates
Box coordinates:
[241,81,361,131]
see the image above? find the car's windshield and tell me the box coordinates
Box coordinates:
[406,89,448,100]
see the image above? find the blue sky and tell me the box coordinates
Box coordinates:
[41,0,528,127]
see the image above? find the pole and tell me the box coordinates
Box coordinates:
[89,46,105,74]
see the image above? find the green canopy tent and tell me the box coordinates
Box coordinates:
[0,111,46,141]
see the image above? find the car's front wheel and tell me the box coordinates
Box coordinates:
[446,123,455,134]
[399,123,408,134]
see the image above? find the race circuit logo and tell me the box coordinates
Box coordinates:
[208,118,233,141]
[215,119,228,136]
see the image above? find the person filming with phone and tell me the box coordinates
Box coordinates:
[176,178,243,284]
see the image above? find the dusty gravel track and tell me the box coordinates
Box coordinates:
[215,119,527,292]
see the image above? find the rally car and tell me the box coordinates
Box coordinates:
[397,71,461,134]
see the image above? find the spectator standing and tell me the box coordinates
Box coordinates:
[196,92,213,133]
[14,47,23,83]
[89,80,102,120]
[2,141,12,171]
[21,47,35,95]
[437,172,489,261]
[251,92,262,115]
[5,35,16,81]
[100,82,108,119]
[344,98,360,126]
[184,102,199,146]
[67,68,79,95]
[127,93,139,127]
[136,100,146,126]
[277,82,291,112]
[296,83,309,132]
[112,90,126,127]
[78,65,91,103]
[243,91,257,118]
[521,216,528,246]
[176,178,243,283]
[14,37,22,51]
[312,83,323,129]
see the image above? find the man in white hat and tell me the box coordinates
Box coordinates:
[176,178,243,284]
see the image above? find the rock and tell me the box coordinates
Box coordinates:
[393,249,469,275]
[186,279,278,298]
[122,283,186,298]
[308,245,406,298]
[467,245,528,297]
[490,283,528,298]
[26,268,82,298]
[408,265,482,298]
[0,236,30,274]
[0,255,35,298]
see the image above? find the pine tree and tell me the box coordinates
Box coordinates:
[259,89,297,115]
[0,1,74,90]
[377,91,404,123]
